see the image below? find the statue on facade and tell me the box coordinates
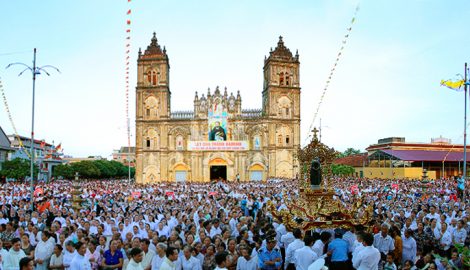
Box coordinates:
[310,158,321,189]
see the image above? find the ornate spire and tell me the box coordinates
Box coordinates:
[143,32,165,56]
[207,87,211,96]
[268,35,294,60]
[194,91,199,100]
[224,87,228,97]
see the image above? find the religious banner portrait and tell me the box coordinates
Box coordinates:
[208,98,228,141]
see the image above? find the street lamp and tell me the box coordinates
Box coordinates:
[6,48,60,209]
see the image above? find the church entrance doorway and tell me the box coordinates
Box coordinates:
[210,165,227,181]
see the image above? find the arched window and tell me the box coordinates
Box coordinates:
[147,70,158,86]
[146,138,151,148]
[279,72,284,85]
[146,108,150,116]
[277,134,282,145]
[285,135,290,145]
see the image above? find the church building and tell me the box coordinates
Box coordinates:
[135,33,301,183]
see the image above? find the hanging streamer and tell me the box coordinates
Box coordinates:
[125,0,132,168]
[304,4,360,145]
[0,77,32,159]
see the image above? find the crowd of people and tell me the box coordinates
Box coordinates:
[0,177,468,270]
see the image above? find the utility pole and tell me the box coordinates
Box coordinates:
[6,48,60,210]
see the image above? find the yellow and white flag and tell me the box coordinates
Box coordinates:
[440,79,465,91]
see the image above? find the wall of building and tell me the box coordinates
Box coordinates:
[354,167,437,180]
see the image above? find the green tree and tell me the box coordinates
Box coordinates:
[330,164,355,176]
[71,161,101,179]
[52,164,74,179]
[339,148,361,158]
[0,158,39,180]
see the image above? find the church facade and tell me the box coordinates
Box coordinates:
[135,33,301,183]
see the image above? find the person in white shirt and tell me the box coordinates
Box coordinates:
[181,245,201,270]
[159,247,178,270]
[3,238,27,270]
[373,225,394,261]
[210,219,223,238]
[285,229,304,269]
[126,248,144,270]
[312,232,331,258]
[35,231,54,270]
[452,220,467,245]
[438,223,452,254]
[49,244,64,270]
[140,239,155,270]
[352,233,381,270]
[63,241,78,270]
[343,227,358,254]
[150,243,167,270]
[236,245,257,270]
[401,230,416,265]
[69,242,91,270]
[294,235,318,270]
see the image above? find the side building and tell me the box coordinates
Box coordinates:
[135,34,301,183]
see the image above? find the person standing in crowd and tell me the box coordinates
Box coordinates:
[159,247,178,270]
[126,248,144,270]
[35,231,54,270]
[214,252,228,270]
[49,244,64,270]
[139,239,154,270]
[236,245,257,270]
[258,238,282,270]
[3,238,26,270]
[312,232,331,259]
[180,245,200,270]
[401,229,416,266]
[284,229,304,270]
[19,257,34,270]
[327,229,349,270]
[63,241,77,270]
[294,235,317,270]
[373,225,394,263]
[69,242,91,270]
[352,233,381,270]
[150,243,167,270]
[101,240,123,270]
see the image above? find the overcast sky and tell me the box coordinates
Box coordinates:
[1,0,469,158]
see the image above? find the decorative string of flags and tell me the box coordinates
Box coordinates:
[304,4,360,145]
[0,77,32,159]
[125,0,132,160]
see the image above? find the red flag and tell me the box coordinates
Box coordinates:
[55,143,62,152]
[126,29,131,33]
[392,183,399,190]
[40,140,46,149]
[127,20,131,25]
[127,9,131,15]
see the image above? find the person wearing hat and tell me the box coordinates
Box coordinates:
[258,238,282,270]
[327,229,349,270]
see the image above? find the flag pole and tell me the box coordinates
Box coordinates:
[464,62,468,200]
